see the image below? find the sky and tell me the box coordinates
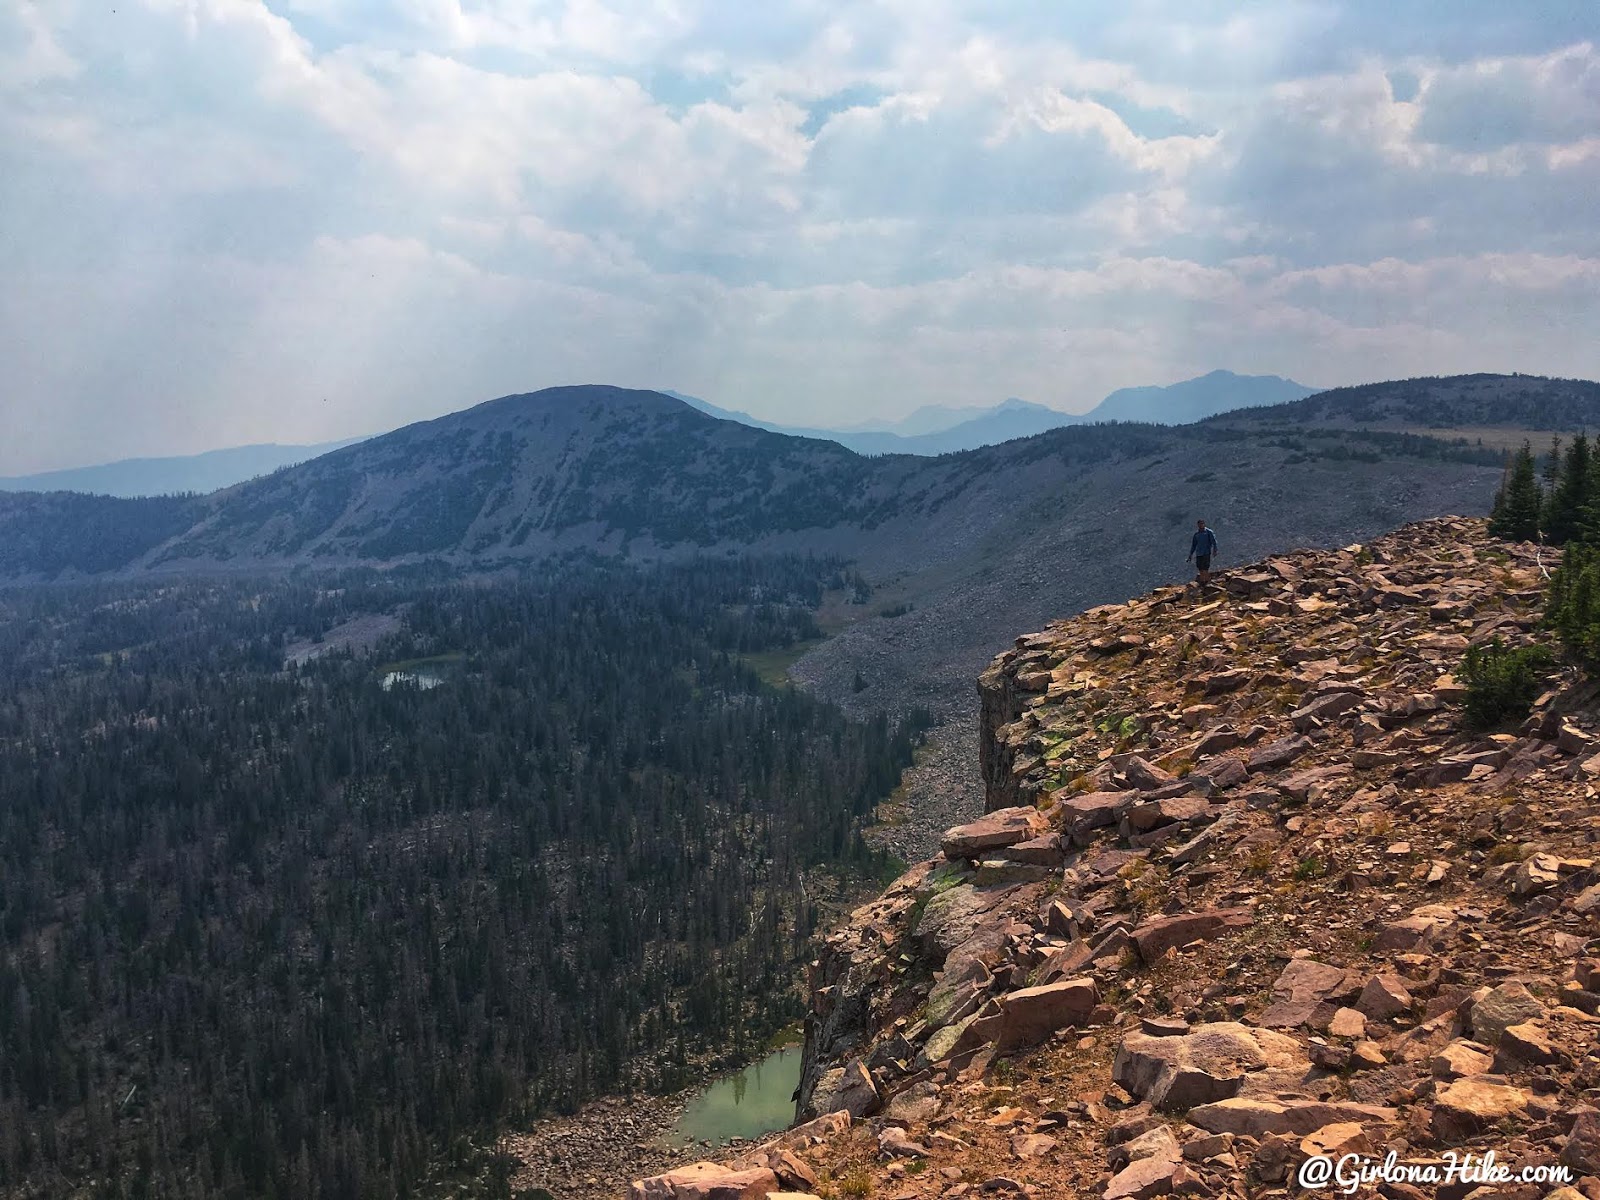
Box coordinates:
[2,1,1598,473]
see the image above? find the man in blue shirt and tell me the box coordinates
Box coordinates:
[1188,519,1218,586]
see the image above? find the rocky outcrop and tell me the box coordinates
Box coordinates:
[643,519,1600,1198]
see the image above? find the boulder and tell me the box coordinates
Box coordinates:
[1187,1097,1397,1138]
[811,1060,880,1118]
[1065,792,1134,842]
[1247,737,1313,773]
[762,1151,817,1193]
[1327,1007,1366,1039]
[1498,1021,1558,1065]
[1469,982,1545,1045]
[629,1164,779,1200]
[1562,1111,1600,1174]
[1511,853,1562,896]
[913,882,1024,964]
[1299,1123,1373,1160]
[1431,1078,1529,1141]
[877,1127,929,1158]
[1350,1040,1386,1069]
[1290,691,1364,731]
[1373,908,1454,952]
[942,808,1049,860]
[1103,1152,1181,1200]
[885,1082,941,1125]
[1276,766,1349,803]
[1260,959,1351,1028]
[1112,1023,1304,1112]
[1129,908,1253,962]
[1194,727,1242,757]
[995,978,1099,1050]
[1431,1040,1494,1080]
[1188,757,1248,795]
[1355,974,1413,1021]
[1181,1133,1234,1163]
[1000,834,1065,867]
[1124,796,1211,834]
[1037,940,1095,985]
[1112,1125,1181,1170]
[1122,756,1179,790]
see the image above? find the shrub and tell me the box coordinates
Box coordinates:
[1293,855,1327,880]
[1459,638,1556,728]
[1243,844,1274,876]
[839,1168,874,1198]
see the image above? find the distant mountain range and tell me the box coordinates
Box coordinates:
[0,376,1534,584]
[0,438,367,498]
[2,372,1307,501]
[668,370,1318,455]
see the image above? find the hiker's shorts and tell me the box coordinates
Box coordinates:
[1195,555,1211,571]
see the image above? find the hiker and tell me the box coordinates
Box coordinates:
[1188,519,1218,586]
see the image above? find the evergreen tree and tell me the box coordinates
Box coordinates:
[1489,441,1542,541]
[1544,435,1563,493]
[1548,544,1600,672]
[1544,433,1591,544]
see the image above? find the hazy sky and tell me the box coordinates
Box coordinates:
[3,1,1598,473]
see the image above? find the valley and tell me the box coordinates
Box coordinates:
[0,560,927,1199]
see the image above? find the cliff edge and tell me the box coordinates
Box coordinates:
[634,517,1600,1199]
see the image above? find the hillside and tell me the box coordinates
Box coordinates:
[1211,373,1600,441]
[0,383,1501,583]
[631,517,1600,1200]
[0,438,365,498]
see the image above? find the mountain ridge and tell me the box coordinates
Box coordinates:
[624,515,1600,1200]
[0,371,1310,500]
[0,381,1511,583]
[1206,372,1600,433]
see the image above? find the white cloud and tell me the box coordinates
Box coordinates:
[1,0,1598,470]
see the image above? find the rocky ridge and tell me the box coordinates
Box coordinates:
[632,517,1600,1200]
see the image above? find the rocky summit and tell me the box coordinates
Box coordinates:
[631,516,1600,1199]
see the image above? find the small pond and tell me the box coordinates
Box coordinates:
[666,1047,804,1148]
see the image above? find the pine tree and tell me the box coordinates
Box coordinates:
[1544,433,1591,545]
[1544,435,1563,493]
[1489,441,1542,542]
[1549,544,1600,671]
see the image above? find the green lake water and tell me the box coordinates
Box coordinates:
[667,1047,803,1147]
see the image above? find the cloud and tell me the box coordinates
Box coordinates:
[1,0,1598,471]
[1413,42,1600,151]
